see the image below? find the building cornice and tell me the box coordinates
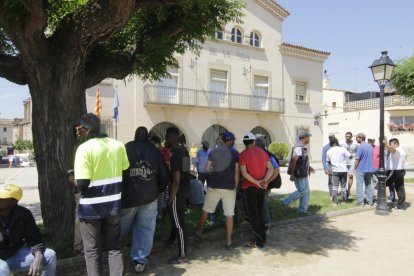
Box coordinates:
[252,0,289,22]
[279,42,330,63]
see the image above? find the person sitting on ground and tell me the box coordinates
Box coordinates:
[0,184,57,276]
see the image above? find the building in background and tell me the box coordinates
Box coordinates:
[12,97,32,142]
[85,0,330,161]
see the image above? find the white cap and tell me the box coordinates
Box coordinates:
[243,132,256,141]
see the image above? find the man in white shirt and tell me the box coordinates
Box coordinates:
[385,138,407,210]
[326,138,351,204]
[340,132,359,198]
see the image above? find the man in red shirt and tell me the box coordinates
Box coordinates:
[239,132,274,248]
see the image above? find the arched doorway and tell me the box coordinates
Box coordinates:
[201,124,228,148]
[149,122,187,145]
[251,126,272,147]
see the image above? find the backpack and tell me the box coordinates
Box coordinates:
[264,149,282,189]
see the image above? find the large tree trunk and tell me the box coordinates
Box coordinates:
[29,60,86,243]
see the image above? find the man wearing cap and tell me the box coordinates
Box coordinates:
[354,133,375,206]
[283,130,315,214]
[120,126,168,273]
[74,113,130,275]
[0,184,56,275]
[239,132,274,248]
[192,131,239,249]
[322,135,337,197]
[193,141,211,185]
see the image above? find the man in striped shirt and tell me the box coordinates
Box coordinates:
[74,113,130,276]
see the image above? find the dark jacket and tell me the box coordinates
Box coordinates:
[122,140,168,209]
[287,142,309,178]
[0,205,45,260]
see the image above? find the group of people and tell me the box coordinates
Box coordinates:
[322,131,407,209]
[0,112,407,276]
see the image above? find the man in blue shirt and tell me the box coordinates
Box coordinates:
[354,133,375,206]
[322,135,337,197]
[193,141,211,185]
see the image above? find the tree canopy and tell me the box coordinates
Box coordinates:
[390,54,414,99]
[0,0,243,242]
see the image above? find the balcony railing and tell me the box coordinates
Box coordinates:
[345,95,414,111]
[143,85,285,113]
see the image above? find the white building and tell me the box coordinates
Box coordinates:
[86,0,330,160]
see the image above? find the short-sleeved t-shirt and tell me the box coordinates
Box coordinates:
[326,146,351,173]
[269,156,280,169]
[208,145,239,190]
[75,137,129,219]
[355,142,375,173]
[386,147,406,170]
[239,147,269,189]
[341,141,359,165]
[170,145,191,197]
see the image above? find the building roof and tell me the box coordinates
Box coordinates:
[252,0,290,22]
[279,42,330,63]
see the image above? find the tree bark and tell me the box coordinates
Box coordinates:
[28,58,86,243]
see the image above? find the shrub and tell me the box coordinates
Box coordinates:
[13,139,34,151]
[268,142,289,160]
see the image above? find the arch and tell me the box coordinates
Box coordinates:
[251,126,272,147]
[201,124,228,148]
[231,27,243,43]
[249,31,261,47]
[149,121,187,145]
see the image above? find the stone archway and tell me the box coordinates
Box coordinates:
[201,124,228,148]
[251,126,272,147]
[149,121,187,145]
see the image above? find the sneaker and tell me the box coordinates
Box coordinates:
[298,210,311,215]
[225,243,232,250]
[168,256,189,264]
[133,261,146,273]
[245,241,259,248]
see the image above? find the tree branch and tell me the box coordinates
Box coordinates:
[0,54,27,85]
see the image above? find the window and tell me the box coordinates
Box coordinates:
[158,67,179,104]
[210,70,228,107]
[389,116,414,131]
[332,102,337,109]
[250,32,260,47]
[231,28,242,43]
[215,31,223,40]
[295,81,307,102]
[253,76,269,110]
[3,127,6,132]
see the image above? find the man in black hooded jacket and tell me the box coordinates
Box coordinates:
[120,126,168,273]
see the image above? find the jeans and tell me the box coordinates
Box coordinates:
[282,177,310,212]
[356,172,373,205]
[79,216,124,276]
[327,174,333,197]
[121,199,158,264]
[0,247,56,276]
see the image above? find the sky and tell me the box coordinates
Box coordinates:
[1,0,413,119]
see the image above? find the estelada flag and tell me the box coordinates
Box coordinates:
[95,88,102,116]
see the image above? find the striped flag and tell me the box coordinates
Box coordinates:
[95,88,102,116]
[113,88,119,123]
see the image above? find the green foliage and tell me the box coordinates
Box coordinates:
[268,142,290,160]
[45,0,88,32]
[390,55,414,99]
[13,139,33,151]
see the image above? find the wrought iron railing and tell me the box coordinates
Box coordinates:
[143,85,285,113]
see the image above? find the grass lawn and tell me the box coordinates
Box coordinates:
[44,190,356,259]
[405,178,414,183]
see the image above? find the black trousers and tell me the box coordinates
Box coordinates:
[327,174,333,197]
[168,194,188,258]
[386,170,406,207]
[244,187,266,247]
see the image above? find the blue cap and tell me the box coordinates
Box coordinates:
[222,131,236,141]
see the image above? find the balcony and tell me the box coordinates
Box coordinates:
[344,95,414,111]
[143,85,285,113]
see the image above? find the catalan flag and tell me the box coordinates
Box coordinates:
[95,88,102,117]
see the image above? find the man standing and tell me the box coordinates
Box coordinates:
[385,138,407,210]
[189,143,197,170]
[165,127,191,263]
[368,138,380,201]
[326,138,351,204]
[121,127,168,273]
[282,130,314,214]
[322,135,337,197]
[74,113,129,276]
[341,132,359,197]
[6,143,15,168]
[0,184,56,275]
[239,132,274,248]
[193,141,211,185]
[354,133,375,206]
[192,132,239,249]
[255,134,280,232]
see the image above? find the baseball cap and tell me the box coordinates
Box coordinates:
[202,141,210,147]
[0,184,23,201]
[328,134,335,138]
[243,132,256,141]
[222,131,236,141]
[298,130,312,139]
[79,113,101,132]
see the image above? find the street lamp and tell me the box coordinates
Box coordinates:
[369,51,395,215]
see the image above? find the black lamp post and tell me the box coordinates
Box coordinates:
[369,51,395,215]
